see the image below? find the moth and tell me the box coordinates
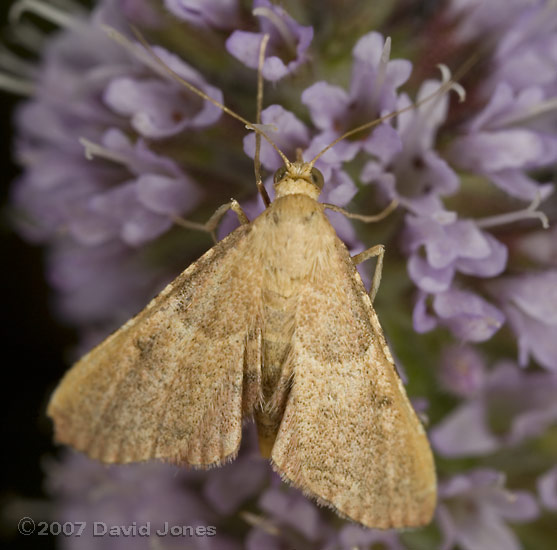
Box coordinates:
[48,28,438,529]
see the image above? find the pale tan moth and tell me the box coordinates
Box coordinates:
[47,27,463,529]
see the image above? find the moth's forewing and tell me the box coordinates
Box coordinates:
[47,224,263,467]
[260,197,436,528]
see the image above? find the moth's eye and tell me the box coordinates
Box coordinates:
[310,167,324,189]
[273,166,288,184]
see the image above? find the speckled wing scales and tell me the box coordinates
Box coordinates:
[270,237,436,529]
[47,224,263,467]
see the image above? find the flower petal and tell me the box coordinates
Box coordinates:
[451,130,548,173]
[413,291,438,333]
[301,81,350,131]
[408,253,455,293]
[538,467,557,511]
[431,401,500,457]
[456,233,508,277]
[433,289,505,342]
[136,174,202,215]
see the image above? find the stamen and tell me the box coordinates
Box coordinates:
[252,6,297,55]
[53,0,86,12]
[5,22,46,52]
[79,137,132,166]
[476,193,549,230]
[415,65,465,127]
[240,511,280,536]
[0,46,37,78]
[10,0,85,30]
[437,64,466,103]
[0,72,35,96]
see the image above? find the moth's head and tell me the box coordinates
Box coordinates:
[273,161,324,200]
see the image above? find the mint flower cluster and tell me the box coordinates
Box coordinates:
[3,0,556,549]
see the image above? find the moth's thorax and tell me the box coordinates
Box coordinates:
[253,193,335,291]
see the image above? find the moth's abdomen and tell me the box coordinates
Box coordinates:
[257,289,296,457]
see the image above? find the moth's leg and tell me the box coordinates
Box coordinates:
[172,199,249,243]
[323,200,395,301]
[323,198,398,223]
[351,245,384,303]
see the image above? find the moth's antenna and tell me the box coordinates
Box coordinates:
[255,34,271,207]
[124,25,291,166]
[308,54,477,168]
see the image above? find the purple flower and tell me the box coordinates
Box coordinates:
[125,1,163,27]
[11,9,210,248]
[7,1,226,337]
[79,129,203,246]
[243,105,358,206]
[203,455,268,515]
[165,0,240,30]
[45,452,218,550]
[15,127,203,248]
[515,225,557,265]
[245,529,284,550]
[226,0,313,81]
[360,77,460,209]
[302,31,411,154]
[47,238,168,332]
[246,483,335,550]
[484,2,557,96]
[438,345,486,398]
[259,486,325,541]
[104,45,224,138]
[403,212,507,341]
[358,76,501,342]
[405,216,508,290]
[45,426,273,550]
[99,0,163,28]
[243,104,311,171]
[537,466,557,511]
[447,0,538,42]
[12,15,129,164]
[449,83,556,201]
[11,151,106,244]
[431,361,557,457]
[323,525,405,550]
[487,270,557,370]
[414,288,505,342]
[437,468,539,550]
